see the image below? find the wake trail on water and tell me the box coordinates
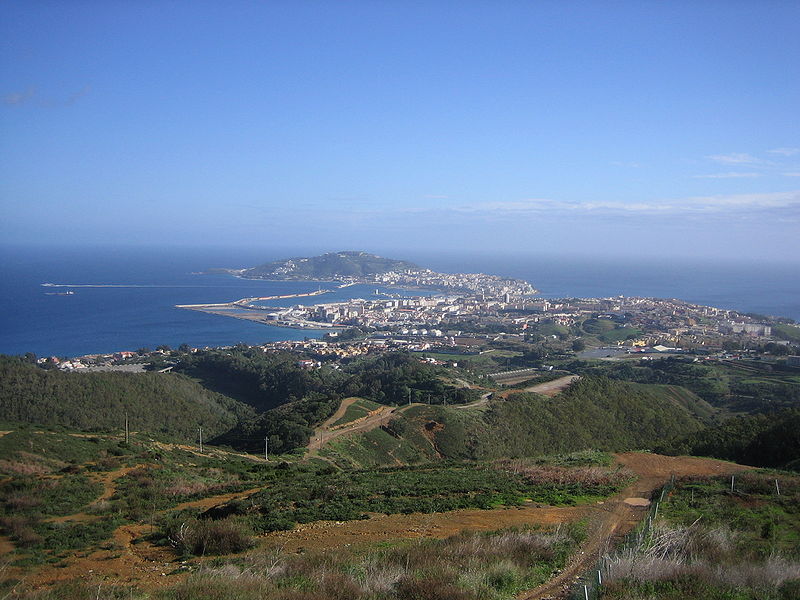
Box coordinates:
[40,283,252,288]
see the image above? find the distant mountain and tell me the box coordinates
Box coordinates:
[241,251,420,280]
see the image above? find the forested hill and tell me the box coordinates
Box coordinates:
[317,376,714,468]
[241,251,419,280]
[176,349,480,453]
[0,356,254,439]
[657,408,800,471]
[472,377,711,458]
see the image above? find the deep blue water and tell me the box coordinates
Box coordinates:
[1,245,798,358]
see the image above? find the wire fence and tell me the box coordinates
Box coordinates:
[567,475,675,600]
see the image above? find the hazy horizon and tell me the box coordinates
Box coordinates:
[2,2,798,260]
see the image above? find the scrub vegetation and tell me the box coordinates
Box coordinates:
[599,471,800,600]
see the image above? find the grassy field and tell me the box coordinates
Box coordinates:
[772,322,800,344]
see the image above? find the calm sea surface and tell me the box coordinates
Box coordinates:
[1,245,798,357]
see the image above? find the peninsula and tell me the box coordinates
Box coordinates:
[180,251,538,329]
[212,250,538,296]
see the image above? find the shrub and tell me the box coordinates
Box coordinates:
[0,515,42,548]
[168,517,253,556]
[4,492,41,511]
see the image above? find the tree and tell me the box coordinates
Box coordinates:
[572,339,586,352]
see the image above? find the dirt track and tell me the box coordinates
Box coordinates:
[498,375,580,399]
[308,398,399,453]
[20,473,264,590]
[521,452,751,599]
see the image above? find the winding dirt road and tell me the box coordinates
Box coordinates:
[307,398,400,453]
[521,452,751,600]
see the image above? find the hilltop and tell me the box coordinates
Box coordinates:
[240,251,419,280]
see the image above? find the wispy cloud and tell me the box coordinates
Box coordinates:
[3,87,36,106]
[400,191,800,219]
[610,161,641,168]
[706,152,763,165]
[783,172,800,177]
[769,147,800,156]
[693,172,761,179]
[3,85,90,108]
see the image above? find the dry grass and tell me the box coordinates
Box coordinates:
[494,460,634,488]
[160,525,578,600]
[604,522,800,590]
[165,474,239,498]
[0,459,50,477]
[4,491,43,511]
[0,515,43,547]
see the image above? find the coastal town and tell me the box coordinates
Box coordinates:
[46,278,800,371]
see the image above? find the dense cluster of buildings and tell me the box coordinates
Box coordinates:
[44,279,798,369]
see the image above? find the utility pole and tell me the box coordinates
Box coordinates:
[199,427,203,453]
[124,411,129,445]
[408,389,412,406]
[265,436,269,461]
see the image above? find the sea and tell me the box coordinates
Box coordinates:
[1,245,798,358]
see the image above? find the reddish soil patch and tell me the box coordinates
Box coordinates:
[172,487,262,512]
[259,503,591,553]
[0,534,15,556]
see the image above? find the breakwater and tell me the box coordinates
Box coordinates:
[175,288,331,310]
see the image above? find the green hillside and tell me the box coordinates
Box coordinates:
[242,250,418,280]
[658,408,800,471]
[319,377,712,468]
[0,356,254,439]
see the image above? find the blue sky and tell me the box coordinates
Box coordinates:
[1,1,799,259]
